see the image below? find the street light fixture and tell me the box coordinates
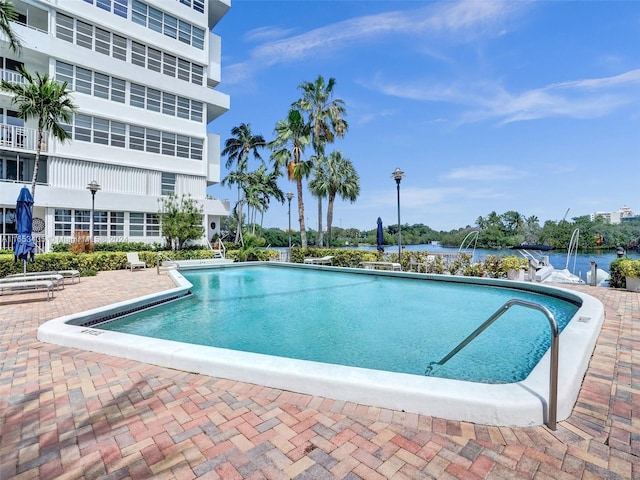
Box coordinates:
[86,180,101,243]
[286,192,294,261]
[391,167,405,264]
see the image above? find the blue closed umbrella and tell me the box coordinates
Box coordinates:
[376,217,384,253]
[14,186,36,273]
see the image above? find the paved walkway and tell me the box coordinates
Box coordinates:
[0,269,638,479]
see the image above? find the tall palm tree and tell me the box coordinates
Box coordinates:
[221,123,266,244]
[269,108,311,247]
[294,75,348,247]
[0,0,21,53]
[244,165,284,234]
[220,167,248,243]
[1,65,77,197]
[308,151,359,248]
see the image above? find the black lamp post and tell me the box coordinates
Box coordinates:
[286,192,293,261]
[86,180,101,243]
[391,168,405,264]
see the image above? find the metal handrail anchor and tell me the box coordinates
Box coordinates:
[425,298,560,430]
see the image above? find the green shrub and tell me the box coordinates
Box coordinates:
[609,258,640,289]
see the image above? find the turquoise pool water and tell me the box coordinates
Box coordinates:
[98,266,580,384]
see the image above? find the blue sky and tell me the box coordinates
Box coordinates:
[207,0,640,233]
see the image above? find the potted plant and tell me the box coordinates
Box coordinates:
[502,256,527,281]
[618,259,640,292]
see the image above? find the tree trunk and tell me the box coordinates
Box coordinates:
[31,128,43,197]
[297,178,307,248]
[234,197,244,245]
[317,196,323,247]
[326,193,335,248]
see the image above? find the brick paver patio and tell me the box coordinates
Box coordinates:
[0,269,638,479]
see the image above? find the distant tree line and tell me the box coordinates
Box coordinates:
[221,210,640,251]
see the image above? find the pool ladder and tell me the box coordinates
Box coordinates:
[425,299,559,430]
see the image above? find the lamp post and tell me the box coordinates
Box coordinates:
[86,180,101,243]
[391,167,405,264]
[286,192,293,261]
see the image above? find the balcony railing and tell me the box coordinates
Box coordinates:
[0,124,46,152]
[0,233,46,253]
[0,68,25,84]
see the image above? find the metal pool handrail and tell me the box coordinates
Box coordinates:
[156,253,178,274]
[425,298,559,430]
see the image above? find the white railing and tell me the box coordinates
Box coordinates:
[0,124,46,152]
[0,233,47,253]
[0,68,25,84]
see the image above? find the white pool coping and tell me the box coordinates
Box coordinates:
[37,264,605,427]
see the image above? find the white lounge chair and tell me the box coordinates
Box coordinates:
[0,280,54,301]
[6,269,80,284]
[0,274,65,290]
[303,255,334,265]
[126,252,147,271]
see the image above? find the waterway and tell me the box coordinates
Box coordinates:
[357,243,640,282]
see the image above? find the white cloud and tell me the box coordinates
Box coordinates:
[223,0,527,84]
[243,26,296,43]
[367,69,640,124]
[357,109,397,125]
[441,165,522,182]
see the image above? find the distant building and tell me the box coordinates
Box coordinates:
[0,0,230,252]
[590,205,635,224]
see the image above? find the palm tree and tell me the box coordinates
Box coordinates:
[294,75,348,247]
[0,0,21,53]
[220,167,248,244]
[269,108,311,247]
[1,66,77,197]
[244,165,284,234]
[221,123,266,244]
[308,151,359,247]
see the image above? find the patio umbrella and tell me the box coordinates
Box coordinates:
[14,186,36,274]
[376,217,384,253]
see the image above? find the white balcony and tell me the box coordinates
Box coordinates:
[0,69,25,85]
[0,124,47,153]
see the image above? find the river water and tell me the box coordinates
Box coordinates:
[364,243,640,282]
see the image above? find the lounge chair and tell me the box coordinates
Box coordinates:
[126,252,147,271]
[0,273,65,290]
[0,280,54,301]
[6,269,80,284]
[303,255,334,265]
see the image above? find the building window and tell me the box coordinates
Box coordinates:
[147,88,161,112]
[95,27,111,56]
[130,212,160,237]
[129,212,144,236]
[129,126,145,151]
[74,210,90,233]
[55,15,205,85]
[71,113,204,159]
[111,78,126,103]
[132,0,204,49]
[161,172,176,195]
[111,121,126,148]
[55,14,74,43]
[55,61,73,85]
[146,214,160,236]
[84,0,128,17]
[54,209,71,236]
[76,20,93,49]
[93,211,108,236]
[110,212,124,236]
[161,132,176,156]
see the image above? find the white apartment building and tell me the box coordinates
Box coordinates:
[0,0,230,252]
[590,205,635,224]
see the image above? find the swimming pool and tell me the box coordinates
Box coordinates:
[38,263,605,427]
[97,266,578,384]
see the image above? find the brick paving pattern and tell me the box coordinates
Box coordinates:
[0,269,638,479]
